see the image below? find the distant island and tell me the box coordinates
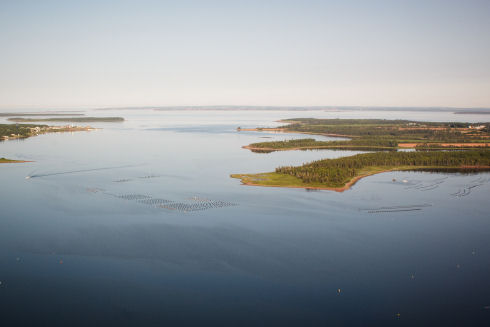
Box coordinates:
[94,105,490,114]
[454,111,490,115]
[0,113,85,117]
[232,119,490,191]
[7,117,124,123]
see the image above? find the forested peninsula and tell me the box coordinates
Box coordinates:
[0,123,95,163]
[233,119,490,191]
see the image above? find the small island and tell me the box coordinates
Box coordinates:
[233,119,490,191]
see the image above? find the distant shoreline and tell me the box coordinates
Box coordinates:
[94,105,490,113]
[7,117,124,123]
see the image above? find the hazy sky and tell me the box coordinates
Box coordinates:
[1,0,489,109]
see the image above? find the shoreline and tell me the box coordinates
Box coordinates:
[232,165,490,192]
[0,159,33,164]
[1,125,97,142]
[399,142,490,148]
[242,144,394,152]
[238,127,353,138]
[232,170,388,192]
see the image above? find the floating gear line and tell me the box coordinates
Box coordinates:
[25,164,143,179]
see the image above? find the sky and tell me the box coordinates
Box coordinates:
[1,0,489,109]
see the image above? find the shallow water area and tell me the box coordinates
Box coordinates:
[1,109,490,326]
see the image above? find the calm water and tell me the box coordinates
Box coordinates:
[1,109,489,326]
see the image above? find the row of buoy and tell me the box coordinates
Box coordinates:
[361,203,431,214]
[138,198,173,205]
[86,187,104,193]
[110,193,237,212]
[116,194,152,201]
[113,179,132,183]
[139,175,161,179]
[187,196,211,202]
[367,208,422,213]
[112,175,161,183]
[160,200,238,212]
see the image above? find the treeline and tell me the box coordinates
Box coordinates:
[276,150,490,187]
[250,138,398,150]
[278,119,490,142]
[416,143,490,149]
[281,118,473,128]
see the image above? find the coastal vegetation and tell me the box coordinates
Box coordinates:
[243,119,490,152]
[1,123,94,141]
[234,118,490,191]
[0,157,26,163]
[247,138,398,152]
[232,150,490,191]
[278,118,489,140]
[0,123,49,139]
[7,117,124,123]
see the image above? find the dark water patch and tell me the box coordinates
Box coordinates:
[145,126,238,134]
